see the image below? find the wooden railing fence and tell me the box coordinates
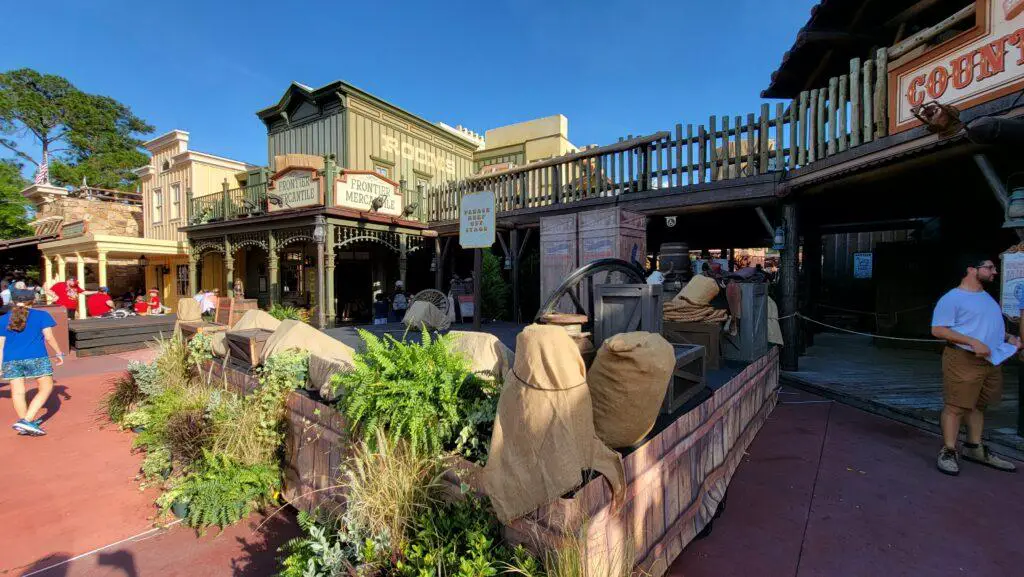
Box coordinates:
[428,50,891,224]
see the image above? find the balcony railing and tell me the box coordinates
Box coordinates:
[188,182,268,225]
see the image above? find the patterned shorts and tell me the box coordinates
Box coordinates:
[2,357,54,379]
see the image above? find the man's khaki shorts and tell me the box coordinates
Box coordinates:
[942,346,1003,410]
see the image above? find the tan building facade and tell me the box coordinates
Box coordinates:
[474,114,577,173]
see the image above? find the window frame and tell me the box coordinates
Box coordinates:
[170,182,181,221]
[175,264,189,296]
[153,187,163,223]
[373,164,391,179]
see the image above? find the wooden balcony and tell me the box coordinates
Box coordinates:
[188,182,268,225]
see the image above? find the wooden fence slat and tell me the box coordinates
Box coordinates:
[759,104,769,175]
[807,90,817,162]
[874,47,889,138]
[708,117,717,182]
[838,74,848,152]
[850,58,862,147]
[697,125,706,184]
[675,124,684,187]
[787,101,796,169]
[686,124,694,186]
[734,116,743,179]
[720,116,730,180]
[827,77,838,156]
[747,113,756,177]
[627,135,635,192]
[654,136,663,188]
[816,88,827,159]
[862,59,874,143]
[798,91,808,166]
[775,103,784,171]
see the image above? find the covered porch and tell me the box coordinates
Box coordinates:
[38,234,187,317]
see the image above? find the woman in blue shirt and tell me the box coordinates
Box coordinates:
[1,289,65,436]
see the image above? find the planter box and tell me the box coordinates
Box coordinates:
[445,347,779,577]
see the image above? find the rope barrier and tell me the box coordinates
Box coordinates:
[795,313,945,343]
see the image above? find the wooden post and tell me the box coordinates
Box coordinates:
[325,223,336,323]
[838,74,849,152]
[75,253,87,318]
[798,91,809,165]
[874,47,889,138]
[828,77,838,155]
[808,90,818,162]
[434,238,444,290]
[720,116,730,180]
[43,255,53,287]
[862,58,874,143]
[815,88,827,159]
[188,254,198,297]
[55,254,66,283]
[708,117,717,181]
[97,251,108,287]
[473,248,482,330]
[224,236,234,298]
[780,201,800,371]
[510,228,520,323]
[221,179,231,220]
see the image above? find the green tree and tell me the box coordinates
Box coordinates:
[0,159,31,239]
[480,251,509,320]
[0,68,154,190]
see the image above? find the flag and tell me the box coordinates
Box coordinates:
[34,150,49,184]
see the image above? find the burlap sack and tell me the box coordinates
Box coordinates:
[767,297,784,346]
[210,331,229,358]
[448,331,514,382]
[673,275,719,305]
[482,324,625,523]
[402,300,450,331]
[309,353,354,402]
[588,332,674,448]
[260,320,355,366]
[176,298,202,323]
[232,309,282,332]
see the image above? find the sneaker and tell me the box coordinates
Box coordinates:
[12,419,45,436]
[937,447,959,476]
[961,444,1017,472]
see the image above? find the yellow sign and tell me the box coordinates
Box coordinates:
[459,191,495,249]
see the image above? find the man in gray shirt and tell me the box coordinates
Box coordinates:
[931,254,1019,476]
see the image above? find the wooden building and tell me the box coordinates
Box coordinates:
[182,80,480,324]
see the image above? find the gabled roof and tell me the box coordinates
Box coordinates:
[762,0,974,99]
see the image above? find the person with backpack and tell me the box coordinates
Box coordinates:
[391,280,409,322]
[1,289,65,436]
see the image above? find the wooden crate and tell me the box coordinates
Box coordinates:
[446,348,780,577]
[662,321,723,370]
[593,284,663,348]
[663,344,707,414]
[540,213,579,314]
[578,208,647,315]
[226,328,272,367]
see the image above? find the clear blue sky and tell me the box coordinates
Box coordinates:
[1,0,817,171]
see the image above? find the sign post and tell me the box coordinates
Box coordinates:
[459,191,496,330]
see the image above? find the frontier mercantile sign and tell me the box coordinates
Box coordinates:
[267,168,322,212]
[335,171,403,217]
[890,0,1024,133]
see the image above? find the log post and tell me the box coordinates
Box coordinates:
[780,201,800,371]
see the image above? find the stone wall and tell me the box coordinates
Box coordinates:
[37,196,143,237]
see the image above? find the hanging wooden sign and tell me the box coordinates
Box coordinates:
[267,168,323,213]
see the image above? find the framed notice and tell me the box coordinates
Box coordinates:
[459,191,495,248]
[1000,251,1024,318]
[457,295,474,319]
[853,252,873,279]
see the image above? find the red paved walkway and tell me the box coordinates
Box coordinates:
[1,352,298,577]
[671,388,1024,577]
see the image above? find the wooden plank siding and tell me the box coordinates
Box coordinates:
[428,52,891,226]
[267,111,345,171]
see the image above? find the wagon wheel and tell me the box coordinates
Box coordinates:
[410,289,449,316]
[534,258,646,332]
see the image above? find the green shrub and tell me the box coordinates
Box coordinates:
[141,446,172,483]
[128,360,161,398]
[159,452,279,532]
[133,384,211,455]
[336,327,476,456]
[153,333,191,388]
[268,304,309,323]
[187,332,213,368]
[103,371,143,425]
[481,251,509,321]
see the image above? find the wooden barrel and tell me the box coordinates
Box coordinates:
[659,242,691,276]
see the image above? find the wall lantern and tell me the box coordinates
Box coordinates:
[138,254,149,268]
[429,256,438,272]
[312,215,327,244]
[772,226,786,251]
[504,256,512,270]
[1003,173,1024,228]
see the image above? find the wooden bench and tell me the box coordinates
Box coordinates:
[70,314,177,357]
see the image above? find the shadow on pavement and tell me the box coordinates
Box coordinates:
[231,509,302,577]
[14,552,70,577]
[0,384,71,425]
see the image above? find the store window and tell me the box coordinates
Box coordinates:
[153,188,163,223]
[170,183,181,220]
[162,160,171,171]
[176,264,189,296]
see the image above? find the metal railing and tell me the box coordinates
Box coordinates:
[189,182,268,225]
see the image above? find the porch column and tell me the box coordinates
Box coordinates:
[224,236,234,298]
[43,256,53,287]
[188,253,198,296]
[434,238,443,290]
[324,223,336,322]
[780,201,800,371]
[802,227,822,350]
[54,254,66,283]
[399,234,408,288]
[75,253,87,318]
[268,230,279,306]
[97,251,108,287]
[510,228,520,323]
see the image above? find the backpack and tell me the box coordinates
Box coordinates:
[393,292,408,311]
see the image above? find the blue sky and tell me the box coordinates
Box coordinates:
[1,0,816,172]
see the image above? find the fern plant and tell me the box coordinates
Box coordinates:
[159,451,279,532]
[336,327,474,456]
